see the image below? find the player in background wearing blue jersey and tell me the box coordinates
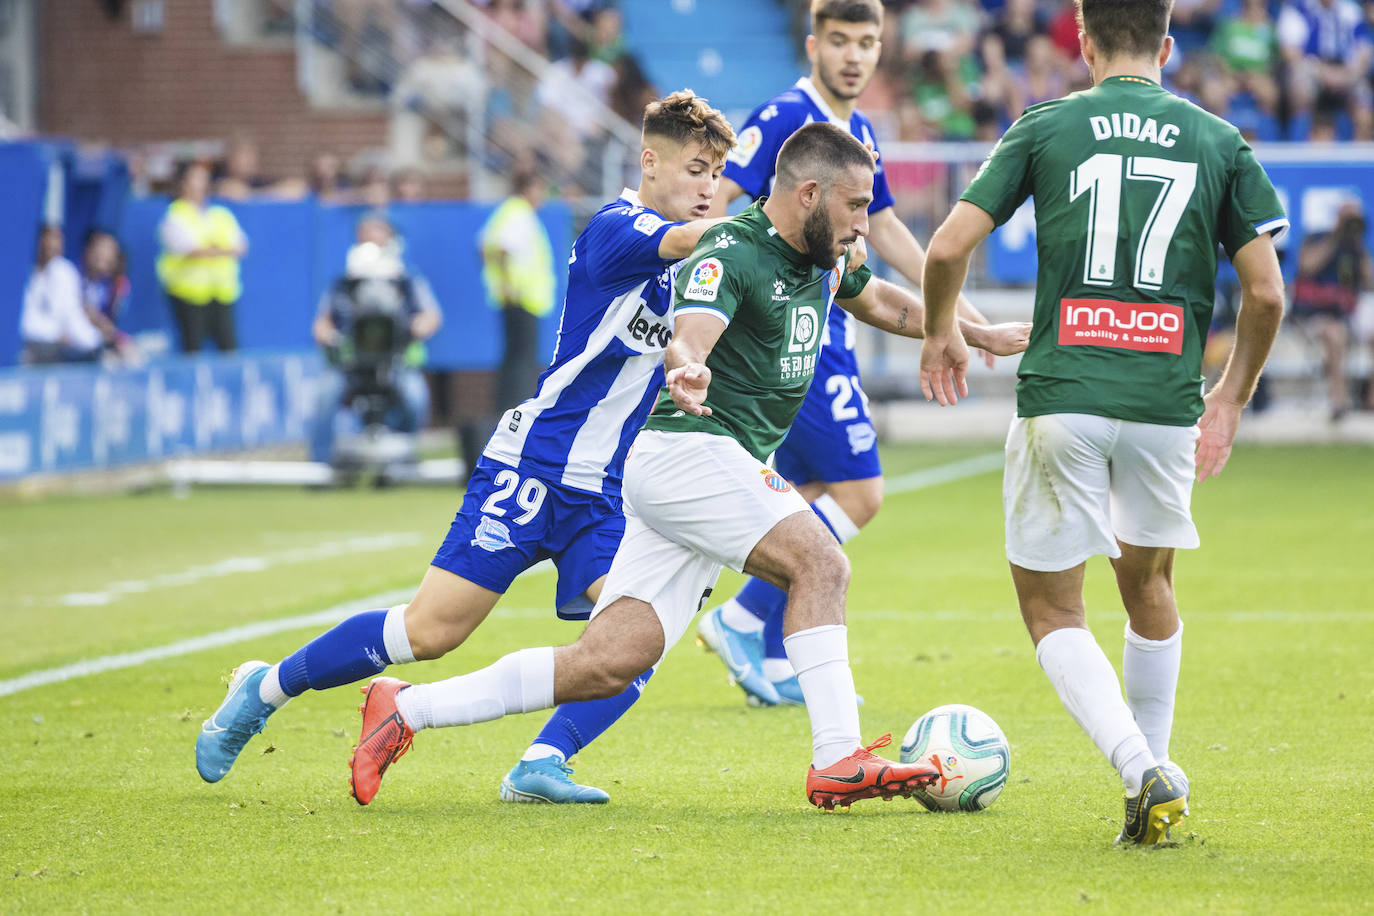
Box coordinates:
[698,0,993,705]
[194,91,737,805]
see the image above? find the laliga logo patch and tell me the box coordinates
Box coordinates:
[728,125,763,166]
[633,212,666,235]
[684,258,723,302]
[787,305,820,353]
[759,468,791,492]
[471,515,516,553]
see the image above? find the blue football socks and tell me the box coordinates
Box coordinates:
[276,609,393,697]
[526,667,655,760]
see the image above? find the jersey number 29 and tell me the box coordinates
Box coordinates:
[480,470,548,525]
[1070,153,1197,292]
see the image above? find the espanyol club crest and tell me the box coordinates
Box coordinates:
[828,266,840,296]
[759,468,792,492]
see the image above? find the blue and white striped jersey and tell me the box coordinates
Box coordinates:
[723,77,895,214]
[482,189,682,496]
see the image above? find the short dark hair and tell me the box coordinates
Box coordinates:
[1078,0,1173,60]
[774,122,874,193]
[811,0,883,33]
[641,89,736,164]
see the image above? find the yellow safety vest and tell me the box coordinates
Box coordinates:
[156,198,244,305]
[479,196,555,317]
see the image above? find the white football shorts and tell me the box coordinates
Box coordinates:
[1003,413,1201,572]
[591,428,812,659]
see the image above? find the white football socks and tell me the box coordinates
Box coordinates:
[812,494,860,543]
[1036,626,1156,794]
[784,624,862,769]
[382,603,417,665]
[719,598,764,634]
[522,743,565,763]
[761,657,794,682]
[395,646,555,731]
[1122,620,1183,763]
[257,665,289,709]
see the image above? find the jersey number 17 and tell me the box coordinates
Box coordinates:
[1069,153,1198,292]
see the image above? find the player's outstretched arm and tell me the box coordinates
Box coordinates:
[920,202,996,404]
[837,279,1030,356]
[659,217,734,260]
[663,313,726,416]
[1197,233,1286,481]
[867,205,995,366]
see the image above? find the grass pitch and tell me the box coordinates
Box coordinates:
[2,443,1371,913]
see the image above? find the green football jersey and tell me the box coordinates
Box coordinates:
[644,201,873,460]
[962,75,1287,425]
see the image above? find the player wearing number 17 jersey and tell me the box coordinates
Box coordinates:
[193,92,737,804]
[919,0,1288,844]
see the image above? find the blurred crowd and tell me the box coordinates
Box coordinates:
[862,0,1374,143]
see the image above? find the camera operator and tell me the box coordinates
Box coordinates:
[1293,199,1373,421]
[309,216,442,464]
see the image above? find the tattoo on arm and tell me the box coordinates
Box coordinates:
[897,306,909,331]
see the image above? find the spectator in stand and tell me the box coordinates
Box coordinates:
[19,225,103,365]
[588,7,626,63]
[608,53,658,124]
[981,0,1046,72]
[909,49,979,139]
[1292,199,1374,420]
[1211,0,1282,118]
[308,150,352,202]
[157,160,247,353]
[391,32,488,164]
[1278,0,1373,139]
[80,229,135,358]
[902,0,981,60]
[392,167,427,201]
[534,36,616,190]
[1170,0,1225,53]
[486,0,548,52]
[214,138,272,200]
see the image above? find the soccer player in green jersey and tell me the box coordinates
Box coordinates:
[348,122,1029,809]
[919,0,1288,844]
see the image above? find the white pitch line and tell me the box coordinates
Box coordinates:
[0,453,1002,700]
[885,450,1004,494]
[53,533,426,607]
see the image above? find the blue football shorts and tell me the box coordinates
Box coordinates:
[773,366,882,485]
[432,457,625,620]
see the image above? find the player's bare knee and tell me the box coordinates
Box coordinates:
[798,542,849,594]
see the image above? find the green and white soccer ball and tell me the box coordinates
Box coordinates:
[899,703,1011,812]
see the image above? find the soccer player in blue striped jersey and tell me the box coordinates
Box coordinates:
[194,91,737,804]
[698,0,992,706]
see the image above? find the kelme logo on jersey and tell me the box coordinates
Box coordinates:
[471,515,516,553]
[788,305,821,353]
[684,258,723,302]
[1058,298,1185,354]
[759,468,792,493]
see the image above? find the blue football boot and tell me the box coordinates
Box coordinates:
[499,756,610,804]
[696,606,780,706]
[196,660,276,783]
[771,673,863,708]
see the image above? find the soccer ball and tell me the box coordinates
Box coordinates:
[899,704,1011,812]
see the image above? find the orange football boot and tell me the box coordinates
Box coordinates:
[806,734,940,811]
[349,677,415,805]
